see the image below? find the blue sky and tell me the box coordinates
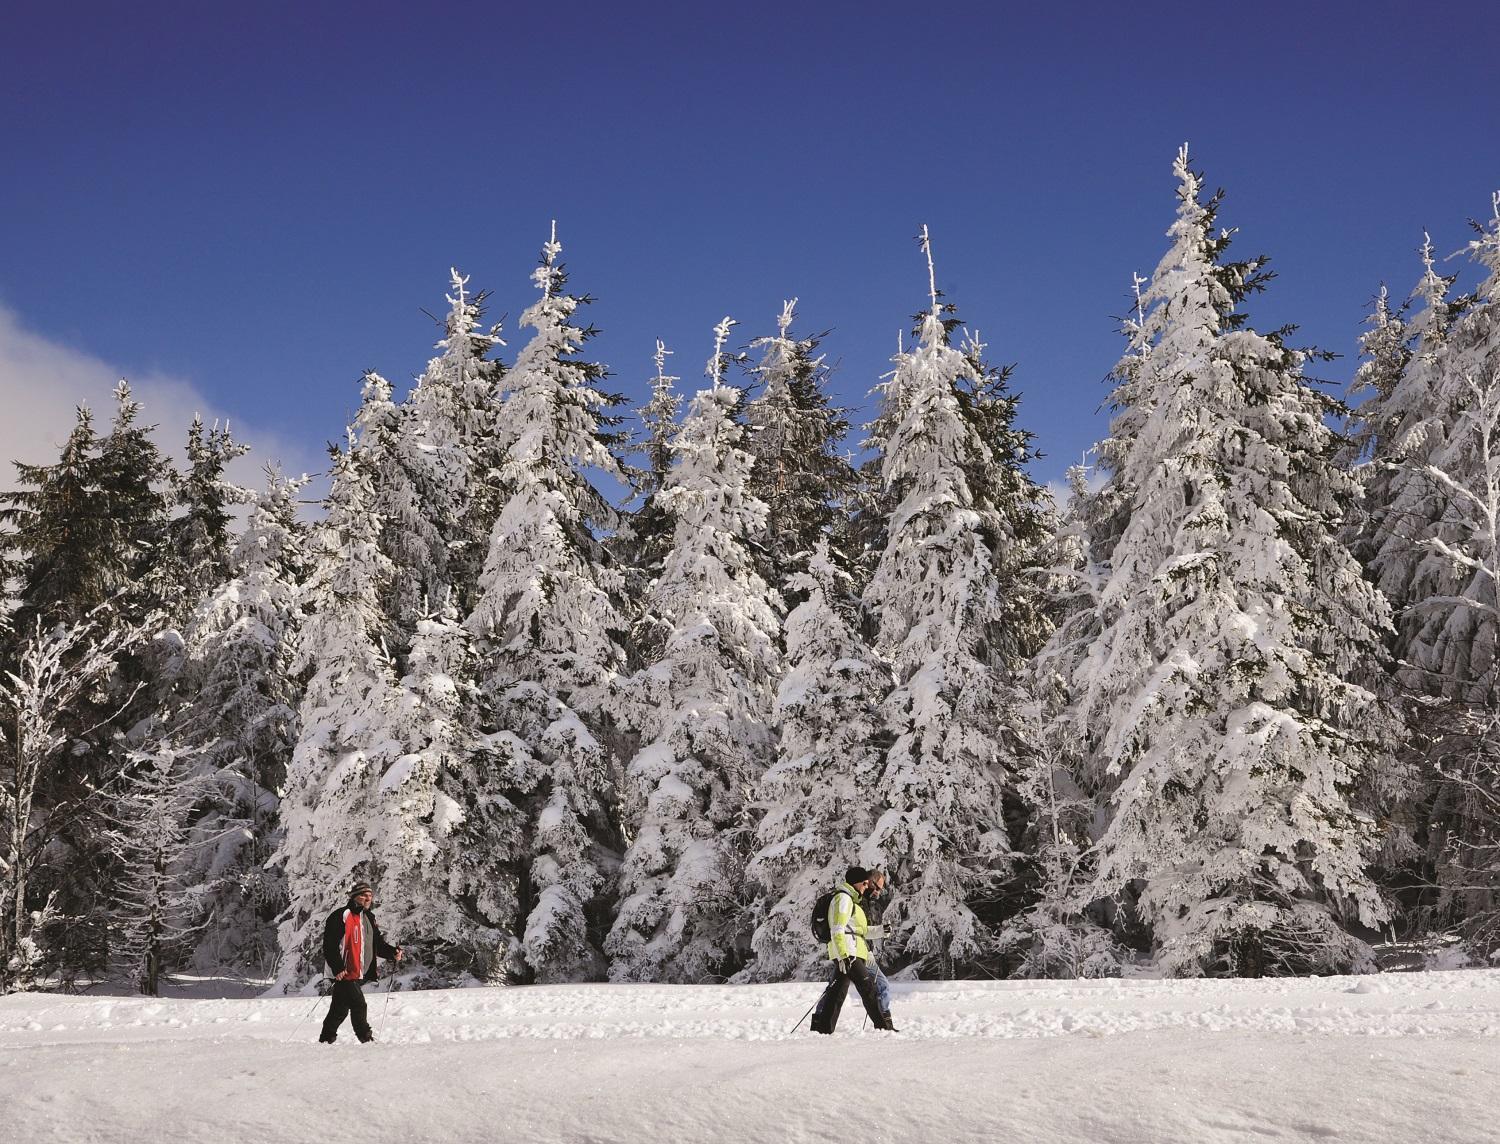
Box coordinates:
[1,0,1494,491]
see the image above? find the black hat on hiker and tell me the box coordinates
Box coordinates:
[349,881,373,898]
[845,866,872,885]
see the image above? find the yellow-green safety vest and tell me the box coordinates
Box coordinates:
[825,881,870,962]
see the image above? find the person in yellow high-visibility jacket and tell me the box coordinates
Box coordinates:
[810,866,895,1034]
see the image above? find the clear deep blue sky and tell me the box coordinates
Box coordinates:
[2,0,1495,488]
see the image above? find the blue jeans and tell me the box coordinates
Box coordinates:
[873,962,891,1013]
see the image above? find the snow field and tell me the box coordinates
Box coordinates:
[2,969,1496,1143]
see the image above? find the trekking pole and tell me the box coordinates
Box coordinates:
[286,980,330,1043]
[788,997,819,1036]
[378,959,397,1041]
[789,977,831,1036]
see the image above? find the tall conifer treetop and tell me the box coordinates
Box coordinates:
[743,300,855,599]
[468,223,629,704]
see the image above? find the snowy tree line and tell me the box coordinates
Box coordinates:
[3,153,1499,994]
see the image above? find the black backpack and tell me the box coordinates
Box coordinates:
[811,887,850,943]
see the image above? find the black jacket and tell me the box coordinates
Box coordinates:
[323,903,398,982]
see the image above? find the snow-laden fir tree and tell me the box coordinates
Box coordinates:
[607,319,783,983]
[1340,285,1411,529]
[412,271,509,614]
[1402,199,1500,699]
[1349,237,1472,655]
[156,417,249,623]
[1337,242,1475,929]
[344,369,438,658]
[106,745,213,995]
[612,340,681,613]
[2,383,171,636]
[94,382,173,623]
[1412,359,1500,951]
[846,331,911,591]
[381,271,508,634]
[371,597,518,982]
[2,383,176,979]
[743,300,856,602]
[273,437,398,988]
[1073,146,1399,976]
[1003,463,1127,977]
[0,607,144,991]
[859,228,1048,976]
[740,541,889,981]
[171,469,307,973]
[1395,194,1500,948]
[0,407,113,634]
[467,226,631,982]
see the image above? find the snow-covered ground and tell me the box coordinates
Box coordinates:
[2,969,1496,1143]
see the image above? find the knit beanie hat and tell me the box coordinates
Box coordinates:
[349,881,373,898]
[845,866,872,885]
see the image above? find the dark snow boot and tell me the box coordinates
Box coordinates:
[318,1032,337,1044]
[877,1013,898,1032]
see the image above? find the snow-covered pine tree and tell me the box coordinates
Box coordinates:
[344,369,436,658]
[0,607,144,991]
[2,382,172,639]
[373,597,518,982]
[1396,194,1500,950]
[0,408,114,633]
[1340,268,1461,912]
[1403,199,1500,699]
[156,417,250,623]
[94,383,174,632]
[846,331,911,591]
[105,744,212,995]
[11,382,177,979]
[743,300,856,603]
[172,469,307,973]
[1341,286,1411,506]
[606,318,783,983]
[1411,361,1500,952]
[1074,146,1398,977]
[1,403,140,981]
[273,437,398,989]
[1004,463,1126,978]
[859,227,1048,977]
[741,541,889,982]
[1350,237,1471,652]
[376,271,509,640]
[411,270,509,616]
[466,226,631,983]
[612,340,682,615]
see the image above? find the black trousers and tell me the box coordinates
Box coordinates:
[320,980,371,1042]
[810,957,884,1034]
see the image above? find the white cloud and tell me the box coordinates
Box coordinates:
[0,304,324,498]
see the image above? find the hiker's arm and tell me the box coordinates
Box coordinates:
[322,913,345,977]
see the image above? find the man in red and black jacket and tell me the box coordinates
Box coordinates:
[318,882,402,1044]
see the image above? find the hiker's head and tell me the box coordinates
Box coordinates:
[845,865,873,892]
[349,882,374,907]
[868,870,887,897]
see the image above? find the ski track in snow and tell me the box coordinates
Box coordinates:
[2,969,1496,1143]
